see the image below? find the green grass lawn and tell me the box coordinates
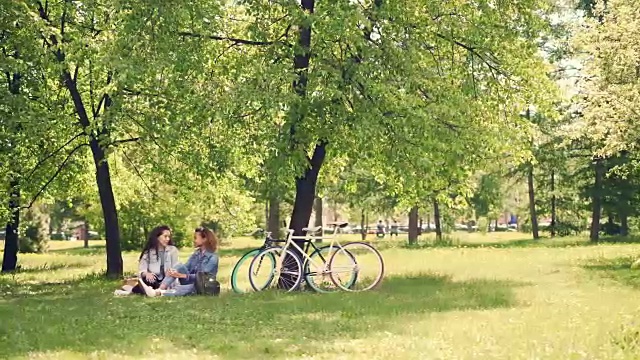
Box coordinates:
[2,233,640,359]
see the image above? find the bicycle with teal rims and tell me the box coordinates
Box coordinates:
[231,226,359,293]
[230,229,284,294]
[248,222,384,293]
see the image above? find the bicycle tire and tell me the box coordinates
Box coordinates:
[230,248,261,294]
[249,247,303,292]
[329,241,384,292]
[304,245,357,293]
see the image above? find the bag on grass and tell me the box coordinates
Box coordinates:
[195,271,220,296]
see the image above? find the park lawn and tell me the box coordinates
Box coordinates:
[1,234,640,359]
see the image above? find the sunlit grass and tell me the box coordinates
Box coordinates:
[2,236,640,359]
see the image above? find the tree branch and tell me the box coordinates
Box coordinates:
[108,137,141,147]
[434,33,508,77]
[22,143,88,210]
[94,94,107,118]
[72,63,79,82]
[177,28,290,46]
[121,151,156,198]
[24,132,85,182]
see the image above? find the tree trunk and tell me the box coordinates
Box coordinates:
[418,218,423,236]
[434,200,442,241]
[550,169,556,237]
[63,71,123,278]
[287,0,316,239]
[527,163,540,240]
[621,212,629,236]
[408,206,418,245]
[264,199,269,231]
[278,0,317,290]
[289,144,326,237]
[590,158,604,242]
[281,143,326,289]
[83,219,90,248]
[313,196,323,243]
[2,73,21,272]
[426,213,431,233]
[267,196,280,238]
[360,209,367,241]
[91,138,123,278]
[2,181,20,272]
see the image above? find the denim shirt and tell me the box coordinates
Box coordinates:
[184,249,219,283]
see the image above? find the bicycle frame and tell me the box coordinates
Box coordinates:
[272,223,346,279]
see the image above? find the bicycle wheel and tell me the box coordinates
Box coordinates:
[304,245,357,293]
[230,249,262,294]
[329,241,384,292]
[249,247,303,292]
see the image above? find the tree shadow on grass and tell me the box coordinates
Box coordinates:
[0,271,107,299]
[0,272,528,359]
[581,255,640,289]
[0,262,91,274]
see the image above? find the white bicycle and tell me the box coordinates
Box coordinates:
[248,222,385,292]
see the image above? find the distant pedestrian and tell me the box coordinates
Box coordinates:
[390,220,399,238]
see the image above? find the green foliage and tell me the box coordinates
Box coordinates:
[543,221,583,237]
[471,174,504,219]
[18,203,50,253]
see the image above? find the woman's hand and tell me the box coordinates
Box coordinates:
[167,269,185,279]
[144,272,157,283]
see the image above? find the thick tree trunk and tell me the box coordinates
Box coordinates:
[289,144,326,237]
[527,163,540,239]
[287,0,316,239]
[91,138,123,278]
[313,196,323,242]
[278,0,317,290]
[434,200,442,241]
[282,143,325,289]
[63,71,123,278]
[550,170,556,237]
[267,196,280,238]
[590,158,604,242]
[408,206,418,245]
[2,181,20,272]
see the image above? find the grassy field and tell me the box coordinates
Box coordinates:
[2,232,640,359]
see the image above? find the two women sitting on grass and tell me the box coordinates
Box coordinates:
[138,226,219,297]
[115,225,219,297]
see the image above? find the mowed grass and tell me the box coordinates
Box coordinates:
[1,233,640,359]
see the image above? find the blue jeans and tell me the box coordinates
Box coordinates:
[160,264,195,297]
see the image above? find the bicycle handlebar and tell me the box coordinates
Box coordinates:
[245,228,264,236]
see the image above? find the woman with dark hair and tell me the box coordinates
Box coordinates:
[139,226,219,297]
[127,225,180,295]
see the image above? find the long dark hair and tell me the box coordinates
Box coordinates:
[139,225,173,260]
